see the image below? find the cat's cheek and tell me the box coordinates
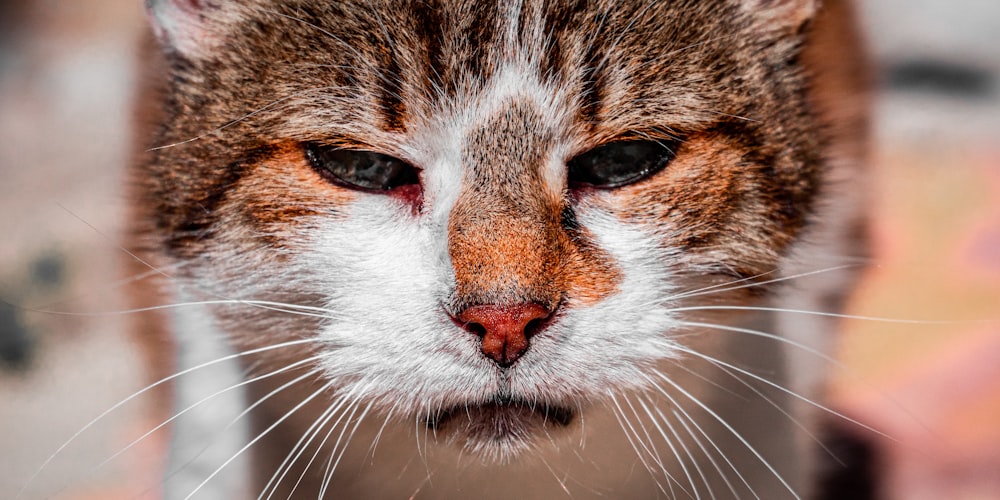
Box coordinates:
[588,134,785,278]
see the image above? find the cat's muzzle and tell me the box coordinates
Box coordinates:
[425,395,575,460]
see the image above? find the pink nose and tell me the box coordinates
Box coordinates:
[457,303,551,367]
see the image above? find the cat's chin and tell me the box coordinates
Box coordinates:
[427,399,575,463]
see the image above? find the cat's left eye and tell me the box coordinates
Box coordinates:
[305,143,419,191]
[567,140,679,188]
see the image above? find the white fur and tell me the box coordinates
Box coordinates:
[166,294,251,500]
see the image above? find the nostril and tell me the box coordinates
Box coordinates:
[524,317,548,338]
[455,303,551,367]
[466,321,487,337]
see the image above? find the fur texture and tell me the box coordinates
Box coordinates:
[132,0,870,498]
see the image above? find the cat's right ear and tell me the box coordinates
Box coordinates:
[146,0,230,57]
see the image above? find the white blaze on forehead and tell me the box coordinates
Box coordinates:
[465,63,576,196]
[411,62,575,223]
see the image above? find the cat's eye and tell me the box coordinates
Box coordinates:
[567,140,679,188]
[305,143,419,191]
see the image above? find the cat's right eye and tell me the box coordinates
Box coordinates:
[305,143,419,192]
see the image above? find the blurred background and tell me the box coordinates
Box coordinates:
[0,0,997,498]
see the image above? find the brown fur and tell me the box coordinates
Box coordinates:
[131,0,870,497]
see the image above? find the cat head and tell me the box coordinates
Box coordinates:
[139,0,827,459]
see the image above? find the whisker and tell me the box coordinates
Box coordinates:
[650,403,716,500]
[648,370,797,499]
[623,394,692,499]
[15,338,318,500]
[668,264,863,301]
[283,391,365,500]
[180,381,335,499]
[702,109,761,123]
[668,358,747,402]
[257,9,367,65]
[635,397,701,500]
[628,397,679,498]
[413,412,424,464]
[147,87,336,151]
[258,399,340,500]
[27,261,190,311]
[671,345,894,443]
[660,34,743,61]
[316,395,367,499]
[671,305,994,325]
[680,318,936,443]
[537,455,574,497]
[679,321,831,362]
[318,395,374,498]
[674,343,844,466]
[131,360,327,499]
[608,393,670,497]
[365,402,399,463]
[676,319,932,433]
[90,355,324,491]
[254,8,406,100]
[333,399,375,475]
[54,203,173,284]
[671,408,742,500]
[45,205,348,329]
[8,298,339,321]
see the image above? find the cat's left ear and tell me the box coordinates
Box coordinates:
[145,0,235,57]
[739,0,819,31]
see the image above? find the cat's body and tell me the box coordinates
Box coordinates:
[131,0,869,498]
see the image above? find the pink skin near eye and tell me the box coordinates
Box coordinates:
[390,182,423,215]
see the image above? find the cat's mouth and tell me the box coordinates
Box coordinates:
[426,396,575,461]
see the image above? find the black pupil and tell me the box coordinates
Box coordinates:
[567,140,677,188]
[307,144,418,191]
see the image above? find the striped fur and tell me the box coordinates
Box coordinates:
[132,0,870,497]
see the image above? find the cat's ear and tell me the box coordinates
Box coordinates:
[145,0,232,57]
[738,0,819,31]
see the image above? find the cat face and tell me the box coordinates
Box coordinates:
[140,0,825,459]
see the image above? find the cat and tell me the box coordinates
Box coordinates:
[127,0,871,498]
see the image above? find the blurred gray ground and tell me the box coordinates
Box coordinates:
[0,1,998,498]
